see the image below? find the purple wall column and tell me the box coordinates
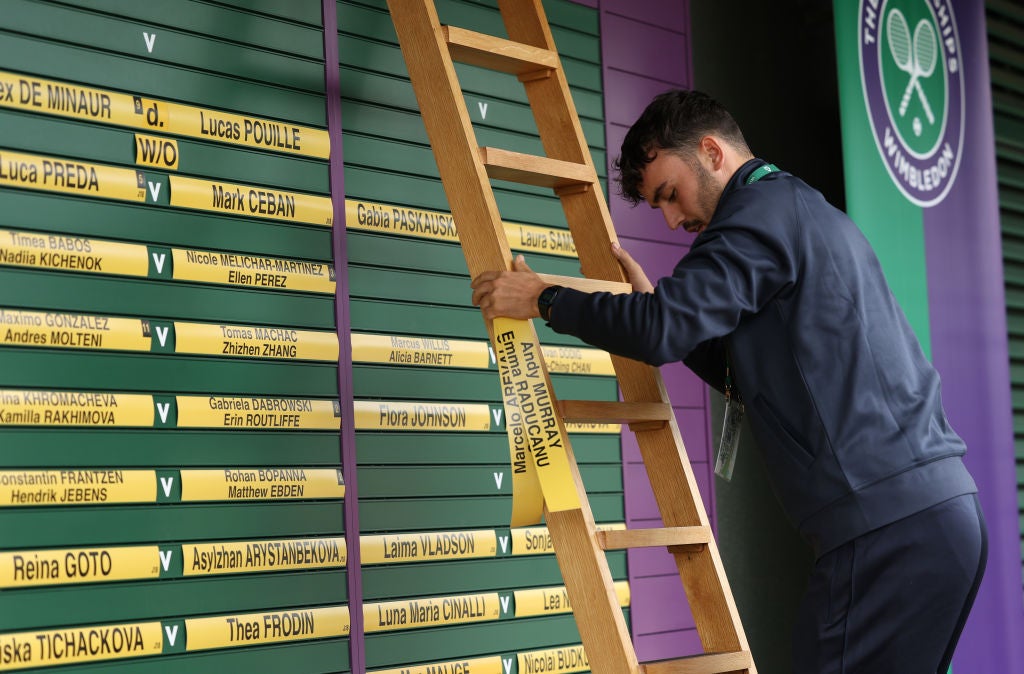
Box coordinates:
[597,0,710,661]
[923,2,1024,671]
[322,1,364,671]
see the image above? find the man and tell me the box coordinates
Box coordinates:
[471,90,987,673]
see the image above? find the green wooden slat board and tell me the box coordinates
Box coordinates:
[0,430,342,466]
[0,192,333,258]
[0,109,331,193]
[361,555,626,600]
[0,503,345,547]
[0,571,348,630]
[4,0,326,93]
[355,432,621,464]
[0,2,349,672]
[989,0,1024,590]
[0,30,327,126]
[41,640,350,674]
[50,0,326,57]
[364,612,630,669]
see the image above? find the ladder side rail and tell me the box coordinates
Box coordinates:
[498,0,752,661]
[386,1,639,671]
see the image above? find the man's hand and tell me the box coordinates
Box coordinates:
[471,255,548,320]
[612,242,654,293]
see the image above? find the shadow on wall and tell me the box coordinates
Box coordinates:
[691,2,844,672]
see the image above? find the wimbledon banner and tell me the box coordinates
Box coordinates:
[834,1,1022,671]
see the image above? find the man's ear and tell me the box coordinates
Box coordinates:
[699,135,726,172]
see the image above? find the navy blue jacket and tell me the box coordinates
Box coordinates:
[549,159,976,555]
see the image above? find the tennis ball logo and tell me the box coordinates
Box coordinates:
[859,0,964,207]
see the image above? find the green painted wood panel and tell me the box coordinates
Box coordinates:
[0,192,333,259]
[364,612,630,669]
[0,32,325,125]
[4,0,326,93]
[0,503,345,548]
[0,430,341,466]
[49,640,349,674]
[352,365,616,401]
[0,2,348,670]
[0,571,348,630]
[355,432,621,465]
[358,464,622,498]
[359,493,624,531]
[51,0,325,58]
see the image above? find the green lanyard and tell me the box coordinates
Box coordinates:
[745,163,779,185]
[725,162,778,400]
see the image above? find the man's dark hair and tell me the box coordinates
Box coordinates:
[614,90,749,205]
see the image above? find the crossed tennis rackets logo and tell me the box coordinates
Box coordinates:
[886,8,937,126]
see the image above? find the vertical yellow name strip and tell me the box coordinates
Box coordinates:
[185,606,349,651]
[493,318,580,520]
[0,621,162,670]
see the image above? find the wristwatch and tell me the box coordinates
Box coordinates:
[537,285,562,321]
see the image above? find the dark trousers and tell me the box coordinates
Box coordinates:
[792,494,987,674]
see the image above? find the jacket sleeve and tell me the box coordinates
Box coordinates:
[548,195,798,367]
[683,338,726,394]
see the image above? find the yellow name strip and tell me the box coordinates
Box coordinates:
[518,645,589,674]
[0,149,145,202]
[175,396,341,430]
[541,345,614,376]
[163,101,330,158]
[0,621,162,670]
[0,228,148,277]
[364,592,500,633]
[134,134,178,170]
[0,70,329,158]
[0,309,150,352]
[0,390,154,427]
[0,470,156,507]
[370,656,504,674]
[353,400,491,432]
[179,468,345,502]
[346,199,578,258]
[182,537,346,576]
[0,546,159,588]
[511,523,626,556]
[175,322,338,361]
[171,248,335,294]
[169,176,332,226]
[494,318,580,518]
[361,529,496,564]
[351,333,490,369]
[185,606,349,651]
[514,581,630,618]
[565,422,621,434]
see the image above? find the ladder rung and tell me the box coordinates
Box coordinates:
[641,651,753,674]
[597,526,711,551]
[443,25,559,76]
[559,400,671,425]
[480,146,594,189]
[535,273,631,295]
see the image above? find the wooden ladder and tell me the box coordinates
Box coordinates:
[386,1,755,672]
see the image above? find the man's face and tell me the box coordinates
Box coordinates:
[639,149,722,234]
